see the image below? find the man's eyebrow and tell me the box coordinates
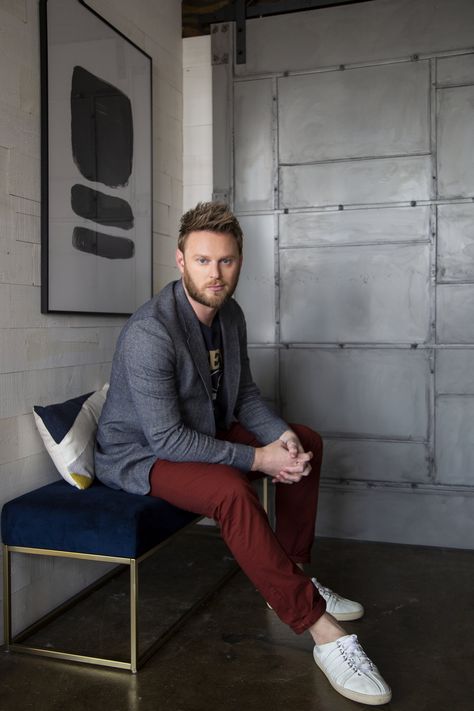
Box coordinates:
[193,253,237,259]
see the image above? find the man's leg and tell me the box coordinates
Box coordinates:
[149,457,326,634]
[218,422,322,564]
[149,453,392,705]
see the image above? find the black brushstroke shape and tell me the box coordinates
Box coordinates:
[72,227,135,259]
[71,66,133,187]
[71,184,134,230]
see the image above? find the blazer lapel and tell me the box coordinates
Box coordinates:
[220,302,241,423]
[175,281,212,399]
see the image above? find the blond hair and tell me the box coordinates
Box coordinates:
[178,202,243,254]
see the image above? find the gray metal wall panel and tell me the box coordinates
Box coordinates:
[212,0,474,548]
[280,156,432,208]
[278,63,430,164]
[317,487,474,549]
[437,203,474,283]
[437,86,474,198]
[235,215,276,343]
[248,347,278,401]
[437,285,474,343]
[437,53,474,87]
[236,0,474,76]
[280,206,430,248]
[280,349,430,439]
[436,350,474,394]
[280,244,431,343]
[212,62,232,200]
[436,397,474,485]
[323,439,430,483]
[234,79,274,212]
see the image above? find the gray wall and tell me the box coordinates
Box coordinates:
[212,0,474,548]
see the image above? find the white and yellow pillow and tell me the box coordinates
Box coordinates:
[33,384,109,489]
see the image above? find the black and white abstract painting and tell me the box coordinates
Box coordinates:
[41,0,152,314]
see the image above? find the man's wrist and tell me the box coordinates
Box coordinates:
[279,429,296,445]
[252,447,263,472]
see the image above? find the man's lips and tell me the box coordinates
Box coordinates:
[207,284,225,292]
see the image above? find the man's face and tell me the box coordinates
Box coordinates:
[176,230,242,310]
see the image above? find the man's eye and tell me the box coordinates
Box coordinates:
[197,257,208,264]
[221,258,234,265]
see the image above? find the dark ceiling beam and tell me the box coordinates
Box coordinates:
[182,1,377,44]
[246,0,375,19]
[185,0,375,25]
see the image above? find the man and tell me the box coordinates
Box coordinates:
[96,202,391,706]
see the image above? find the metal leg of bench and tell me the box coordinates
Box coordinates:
[130,559,138,673]
[3,544,11,647]
[3,528,239,672]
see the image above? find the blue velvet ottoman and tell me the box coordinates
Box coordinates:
[1,480,218,672]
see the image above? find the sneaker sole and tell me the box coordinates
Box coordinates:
[329,607,365,622]
[313,655,392,706]
[266,603,364,621]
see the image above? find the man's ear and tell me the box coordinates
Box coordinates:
[176,249,185,273]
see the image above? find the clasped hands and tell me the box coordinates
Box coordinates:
[251,429,313,485]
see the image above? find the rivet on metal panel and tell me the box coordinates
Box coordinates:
[338,343,345,348]
[411,54,419,61]
[339,64,345,71]
[410,200,417,207]
[222,24,228,33]
[338,204,344,211]
[284,71,289,77]
[410,343,418,349]
[284,208,288,214]
[212,26,218,34]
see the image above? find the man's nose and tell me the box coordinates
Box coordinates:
[209,261,221,279]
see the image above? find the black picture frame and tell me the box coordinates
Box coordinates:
[40,0,153,315]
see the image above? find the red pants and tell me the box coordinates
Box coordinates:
[149,423,326,634]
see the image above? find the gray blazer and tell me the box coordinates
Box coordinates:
[95,280,289,494]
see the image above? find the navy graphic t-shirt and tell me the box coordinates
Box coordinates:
[199,315,226,429]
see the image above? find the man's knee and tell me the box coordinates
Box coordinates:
[211,468,260,518]
[291,423,323,456]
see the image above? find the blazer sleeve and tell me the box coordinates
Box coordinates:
[233,308,290,444]
[123,318,255,471]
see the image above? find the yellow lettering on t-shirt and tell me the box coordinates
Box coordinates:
[209,349,221,370]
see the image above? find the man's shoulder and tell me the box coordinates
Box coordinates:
[131,281,177,322]
[117,281,180,346]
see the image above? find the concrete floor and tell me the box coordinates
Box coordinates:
[1,530,473,711]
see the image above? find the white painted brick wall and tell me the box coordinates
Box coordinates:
[183,36,213,211]
[0,0,183,642]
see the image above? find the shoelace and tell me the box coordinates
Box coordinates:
[312,578,341,603]
[337,634,374,674]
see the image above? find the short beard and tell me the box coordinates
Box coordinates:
[182,269,237,310]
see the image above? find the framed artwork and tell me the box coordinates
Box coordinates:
[40,0,152,314]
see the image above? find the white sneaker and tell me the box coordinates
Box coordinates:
[312,578,364,621]
[313,633,392,706]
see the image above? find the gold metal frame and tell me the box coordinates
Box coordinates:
[3,521,238,674]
